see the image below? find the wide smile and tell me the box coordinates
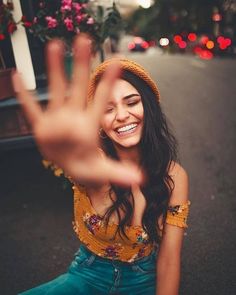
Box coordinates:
[115,123,139,137]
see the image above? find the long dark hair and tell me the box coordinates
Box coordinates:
[101,70,178,244]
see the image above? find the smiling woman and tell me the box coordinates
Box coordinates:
[99,79,144,149]
[15,35,190,295]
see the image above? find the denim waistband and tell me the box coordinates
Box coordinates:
[78,244,157,266]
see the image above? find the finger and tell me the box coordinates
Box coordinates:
[12,71,42,125]
[69,157,144,187]
[102,158,144,186]
[90,62,121,124]
[46,39,67,110]
[68,34,92,109]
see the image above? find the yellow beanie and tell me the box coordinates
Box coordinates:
[88,57,160,102]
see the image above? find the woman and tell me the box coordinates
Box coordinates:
[15,35,190,295]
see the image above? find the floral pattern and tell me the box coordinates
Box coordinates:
[128,247,147,263]
[166,201,190,229]
[72,184,190,263]
[102,244,122,259]
[135,229,149,245]
[83,213,103,235]
[168,203,186,216]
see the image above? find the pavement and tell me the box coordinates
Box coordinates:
[0,50,236,295]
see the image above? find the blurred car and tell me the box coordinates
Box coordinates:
[128,37,149,52]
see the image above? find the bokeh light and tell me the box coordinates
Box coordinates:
[173,35,182,44]
[128,42,135,50]
[217,36,224,44]
[200,36,209,45]
[225,38,232,47]
[206,40,214,49]
[138,0,152,9]
[178,41,187,49]
[188,33,197,42]
[199,50,214,60]
[141,40,149,49]
[212,13,222,22]
[159,38,169,47]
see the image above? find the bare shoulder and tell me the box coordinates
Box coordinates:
[168,161,189,205]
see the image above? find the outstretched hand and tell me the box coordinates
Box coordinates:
[12,35,142,186]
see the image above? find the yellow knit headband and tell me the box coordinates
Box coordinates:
[88,58,160,102]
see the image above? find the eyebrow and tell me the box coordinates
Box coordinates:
[107,94,140,105]
[123,94,141,100]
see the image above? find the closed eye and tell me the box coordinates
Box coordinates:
[127,100,141,106]
[105,107,114,113]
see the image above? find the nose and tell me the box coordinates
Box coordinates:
[115,106,129,121]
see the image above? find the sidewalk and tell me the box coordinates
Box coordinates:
[0,148,79,294]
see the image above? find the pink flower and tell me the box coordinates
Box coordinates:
[64,17,74,31]
[72,3,82,13]
[75,15,83,24]
[87,17,94,25]
[61,5,72,12]
[61,0,72,12]
[61,0,72,6]
[45,16,58,29]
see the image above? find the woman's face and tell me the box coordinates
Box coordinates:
[98,79,144,149]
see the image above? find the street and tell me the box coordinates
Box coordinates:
[0,51,236,295]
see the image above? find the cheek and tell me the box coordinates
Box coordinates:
[134,104,144,121]
[101,114,114,133]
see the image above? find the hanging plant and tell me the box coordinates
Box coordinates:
[0,0,17,99]
[21,0,100,51]
[20,0,123,54]
[0,0,17,42]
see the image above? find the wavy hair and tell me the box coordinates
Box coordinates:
[101,70,178,244]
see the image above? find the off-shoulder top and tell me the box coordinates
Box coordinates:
[42,160,190,262]
[72,184,190,263]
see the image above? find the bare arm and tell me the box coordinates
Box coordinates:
[156,163,189,295]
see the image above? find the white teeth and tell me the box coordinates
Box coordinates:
[117,124,137,133]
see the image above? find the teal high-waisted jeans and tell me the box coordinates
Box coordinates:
[19,244,157,295]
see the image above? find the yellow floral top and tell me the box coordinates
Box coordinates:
[41,160,190,262]
[72,184,190,263]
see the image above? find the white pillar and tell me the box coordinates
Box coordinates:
[8,0,36,90]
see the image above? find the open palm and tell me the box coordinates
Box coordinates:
[12,35,142,186]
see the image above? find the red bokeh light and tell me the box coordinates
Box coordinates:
[134,37,143,44]
[188,33,197,42]
[212,13,222,22]
[193,46,202,54]
[200,36,209,45]
[219,43,227,50]
[199,50,214,60]
[141,41,149,49]
[178,41,187,49]
[217,36,224,43]
[217,36,232,49]
[173,35,182,44]
[128,42,135,50]
[225,38,232,47]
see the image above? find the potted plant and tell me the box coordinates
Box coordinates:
[0,0,17,100]
[21,0,123,66]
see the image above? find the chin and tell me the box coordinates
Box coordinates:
[113,136,142,149]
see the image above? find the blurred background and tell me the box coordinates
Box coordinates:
[0,0,236,294]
